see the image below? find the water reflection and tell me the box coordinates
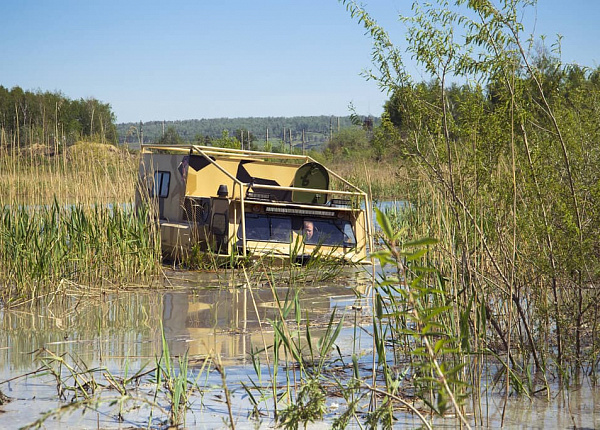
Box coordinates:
[0,269,371,427]
[0,291,161,372]
[160,270,371,361]
[0,268,371,375]
[2,266,599,429]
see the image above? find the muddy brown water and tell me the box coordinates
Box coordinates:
[1,267,599,429]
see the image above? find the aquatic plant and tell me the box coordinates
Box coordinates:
[370,208,470,426]
[0,201,161,304]
[340,0,600,410]
[19,348,157,429]
[0,138,163,304]
[277,378,327,430]
[152,321,207,427]
[15,320,215,429]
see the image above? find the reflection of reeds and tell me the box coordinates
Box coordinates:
[17,324,212,429]
[0,290,164,371]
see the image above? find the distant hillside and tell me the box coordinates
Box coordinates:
[117,115,379,151]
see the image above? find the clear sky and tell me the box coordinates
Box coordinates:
[1,1,598,124]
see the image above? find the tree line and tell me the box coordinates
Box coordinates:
[0,85,381,153]
[116,115,379,151]
[0,86,117,149]
[325,58,600,163]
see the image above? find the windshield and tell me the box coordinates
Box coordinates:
[238,214,356,247]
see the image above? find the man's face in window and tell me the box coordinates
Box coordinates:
[303,221,314,240]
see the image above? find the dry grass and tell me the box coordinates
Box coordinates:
[0,141,137,207]
[327,157,411,199]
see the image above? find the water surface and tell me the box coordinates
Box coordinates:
[1,261,599,428]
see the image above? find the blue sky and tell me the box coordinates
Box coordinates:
[1,1,598,123]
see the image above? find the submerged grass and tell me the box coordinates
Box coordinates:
[16,325,212,429]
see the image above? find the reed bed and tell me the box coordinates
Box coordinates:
[0,140,162,305]
[337,3,600,415]
[0,140,136,206]
[318,140,600,426]
[328,158,409,200]
[0,199,162,305]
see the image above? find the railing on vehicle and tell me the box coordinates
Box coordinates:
[140,144,374,258]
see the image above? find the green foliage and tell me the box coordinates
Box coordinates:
[0,201,161,304]
[0,85,117,147]
[371,208,470,425]
[117,116,380,151]
[155,321,198,427]
[157,126,184,145]
[278,378,327,430]
[325,126,370,157]
[243,273,348,429]
[364,398,395,430]
[343,0,600,381]
[211,129,241,149]
[369,111,402,160]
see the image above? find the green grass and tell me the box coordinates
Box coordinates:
[0,200,161,305]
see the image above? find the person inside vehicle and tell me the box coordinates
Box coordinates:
[303,220,319,244]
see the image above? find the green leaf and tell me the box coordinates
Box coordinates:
[404,248,428,261]
[375,207,395,240]
[404,237,438,247]
[421,305,453,323]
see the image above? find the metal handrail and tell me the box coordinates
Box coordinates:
[187,146,249,256]
[240,183,365,197]
[141,144,374,261]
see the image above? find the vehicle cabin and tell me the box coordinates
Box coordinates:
[136,145,373,263]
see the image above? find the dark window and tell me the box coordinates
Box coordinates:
[303,218,356,247]
[239,214,357,247]
[152,171,170,198]
[238,214,292,243]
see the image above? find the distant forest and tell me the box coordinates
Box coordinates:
[0,85,378,153]
[116,116,379,151]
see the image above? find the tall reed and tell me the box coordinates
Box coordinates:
[0,140,135,207]
[338,0,600,403]
[0,201,161,304]
[0,140,162,305]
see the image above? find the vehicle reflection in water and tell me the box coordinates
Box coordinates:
[0,268,372,378]
[160,269,372,362]
[161,289,251,360]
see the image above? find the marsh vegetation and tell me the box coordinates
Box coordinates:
[0,141,162,306]
[1,0,600,428]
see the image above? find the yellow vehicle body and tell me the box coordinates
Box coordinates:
[136,145,373,264]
